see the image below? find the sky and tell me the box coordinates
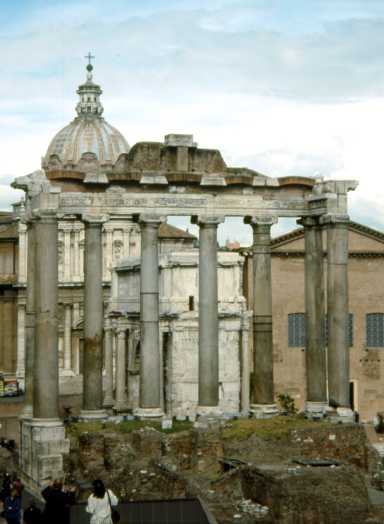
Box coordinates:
[1,0,384,244]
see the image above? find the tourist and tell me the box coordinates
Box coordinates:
[11,478,23,498]
[41,479,76,524]
[86,479,119,524]
[23,502,42,524]
[0,473,12,502]
[3,487,21,524]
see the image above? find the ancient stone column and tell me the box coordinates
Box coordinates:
[16,304,26,382]
[103,319,114,408]
[240,312,252,415]
[63,304,72,372]
[322,214,350,408]
[193,215,224,413]
[245,216,278,418]
[136,214,164,417]
[81,215,106,419]
[300,217,327,415]
[21,219,35,418]
[20,209,69,487]
[34,210,59,419]
[114,328,128,412]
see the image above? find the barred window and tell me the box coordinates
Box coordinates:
[288,313,306,347]
[366,313,384,347]
[323,313,353,347]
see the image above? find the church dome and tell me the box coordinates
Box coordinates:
[43,57,130,172]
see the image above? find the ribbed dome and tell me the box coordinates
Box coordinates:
[43,60,130,172]
[45,118,129,166]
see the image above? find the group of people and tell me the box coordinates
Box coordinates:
[0,475,119,524]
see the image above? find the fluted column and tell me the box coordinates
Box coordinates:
[300,217,327,413]
[322,214,350,408]
[34,210,59,419]
[114,328,128,412]
[81,214,107,419]
[245,216,277,417]
[136,214,164,416]
[103,319,114,408]
[193,215,224,413]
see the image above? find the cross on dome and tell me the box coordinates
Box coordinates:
[85,52,95,65]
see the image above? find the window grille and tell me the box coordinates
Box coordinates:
[288,313,306,347]
[366,313,384,347]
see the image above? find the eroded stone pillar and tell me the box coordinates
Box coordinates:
[300,217,327,415]
[21,220,36,418]
[193,215,224,414]
[240,313,252,415]
[245,216,278,418]
[81,215,107,419]
[322,214,350,408]
[63,304,72,372]
[114,328,128,412]
[103,319,114,408]
[34,210,59,419]
[136,214,164,417]
[20,211,69,488]
[16,304,26,382]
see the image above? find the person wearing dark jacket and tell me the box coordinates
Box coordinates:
[23,502,42,524]
[3,487,21,524]
[41,479,76,524]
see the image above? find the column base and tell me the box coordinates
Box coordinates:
[134,407,163,420]
[305,401,328,420]
[113,401,130,413]
[79,409,108,421]
[250,403,279,419]
[328,407,356,424]
[103,396,115,409]
[197,405,223,418]
[20,418,69,489]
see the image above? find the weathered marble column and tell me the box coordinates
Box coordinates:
[245,216,278,418]
[63,304,72,372]
[21,220,36,418]
[322,214,350,408]
[16,304,26,382]
[136,214,164,417]
[193,215,224,414]
[240,313,252,415]
[19,207,69,487]
[299,217,327,415]
[81,215,107,419]
[103,319,114,408]
[34,210,59,419]
[114,328,128,412]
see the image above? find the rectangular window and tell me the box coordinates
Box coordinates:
[288,313,306,347]
[366,313,384,347]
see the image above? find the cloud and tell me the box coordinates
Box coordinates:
[1,0,384,239]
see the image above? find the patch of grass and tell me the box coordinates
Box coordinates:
[67,419,193,436]
[221,415,329,441]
